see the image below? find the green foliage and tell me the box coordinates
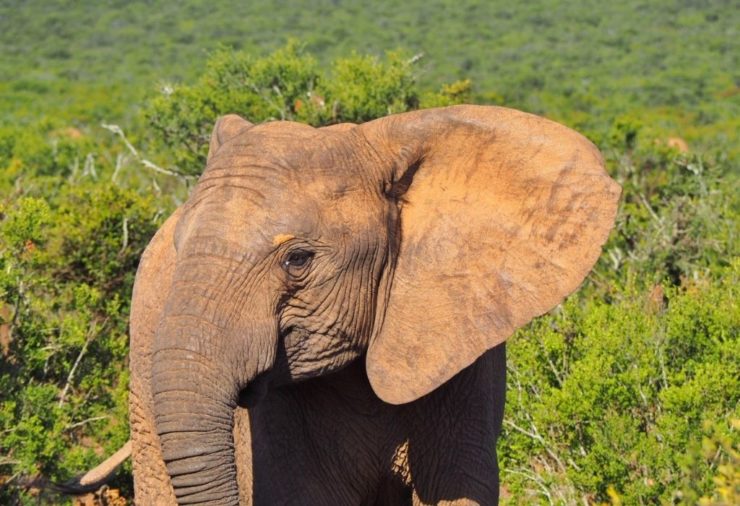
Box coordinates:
[321,50,419,121]
[2,1,737,156]
[501,264,739,503]
[0,160,162,503]
[145,43,458,175]
[603,149,738,288]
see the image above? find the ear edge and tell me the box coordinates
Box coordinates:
[207,114,254,161]
[366,190,618,406]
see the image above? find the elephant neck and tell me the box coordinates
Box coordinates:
[246,359,400,503]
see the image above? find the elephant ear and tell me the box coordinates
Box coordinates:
[207,114,253,161]
[362,105,621,404]
[128,207,182,504]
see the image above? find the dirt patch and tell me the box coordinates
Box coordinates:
[73,487,127,506]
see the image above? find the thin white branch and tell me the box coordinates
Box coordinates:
[140,158,189,178]
[119,217,129,255]
[504,419,541,440]
[504,468,553,504]
[101,122,194,183]
[111,153,126,184]
[82,153,97,179]
[639,193,669,239]
[408,52,425,64]
[504,419,567,473]
[0,456,20,466]
[101,123,139,158]
[65,415,109,431]
[58,319,101,408]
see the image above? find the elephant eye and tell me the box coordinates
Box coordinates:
[282,249,314,277]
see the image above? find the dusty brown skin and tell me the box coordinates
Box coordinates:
[128,105,620,505]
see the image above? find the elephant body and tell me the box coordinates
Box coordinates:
[127,106,620,505]
[244,347,505,505]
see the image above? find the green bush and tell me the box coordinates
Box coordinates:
[0,169,162,503]
[602,149,738,288]
[144,42,466,176]
[501,262,738,504]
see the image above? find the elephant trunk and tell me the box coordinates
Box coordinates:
[151,257,273,505]
[152,346,239,505]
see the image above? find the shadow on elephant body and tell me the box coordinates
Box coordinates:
[243,344,505,506]
[404,344,506,506]
[245,355,402,505]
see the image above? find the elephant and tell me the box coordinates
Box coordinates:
[126,105,620,505]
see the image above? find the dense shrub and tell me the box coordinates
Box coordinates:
[145,42,467,175]
[0,133,164,503]
[501,262,738,503]
[603,147,738,288]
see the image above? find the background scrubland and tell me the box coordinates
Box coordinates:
[0,1,737,504]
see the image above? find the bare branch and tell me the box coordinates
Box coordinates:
[82,153,97,179]
[65,415,109,431]
[101,123,138,158]
[58,319,104,408]
[407,52,425,65]
[536,334,564,387]
[140,159,190,179]
[110,153,127,184]
[119,217,129,255]
[504,418,567,473]
[101,122,194,184]
[503,468,553,504]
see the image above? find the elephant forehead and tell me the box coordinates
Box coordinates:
[252,180,382,247]
[208,122,367,184]
[190,128,378,248]
[176,187,321,259]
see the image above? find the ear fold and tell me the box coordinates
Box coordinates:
[362,105,621,404]
[207,114,254,161]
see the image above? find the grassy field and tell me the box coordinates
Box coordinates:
[1,1,737,151]
[0,1,737,504]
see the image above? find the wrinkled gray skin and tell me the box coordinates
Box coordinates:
[129,106,620,505]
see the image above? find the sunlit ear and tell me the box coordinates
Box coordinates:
[128,207,182,504]
[361,105,621,404]
[207,114,253,161]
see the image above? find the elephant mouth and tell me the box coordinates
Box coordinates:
[237,373,271,408]
[234,327,297,409]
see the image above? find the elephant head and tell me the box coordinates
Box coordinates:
[135,106,620,504]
